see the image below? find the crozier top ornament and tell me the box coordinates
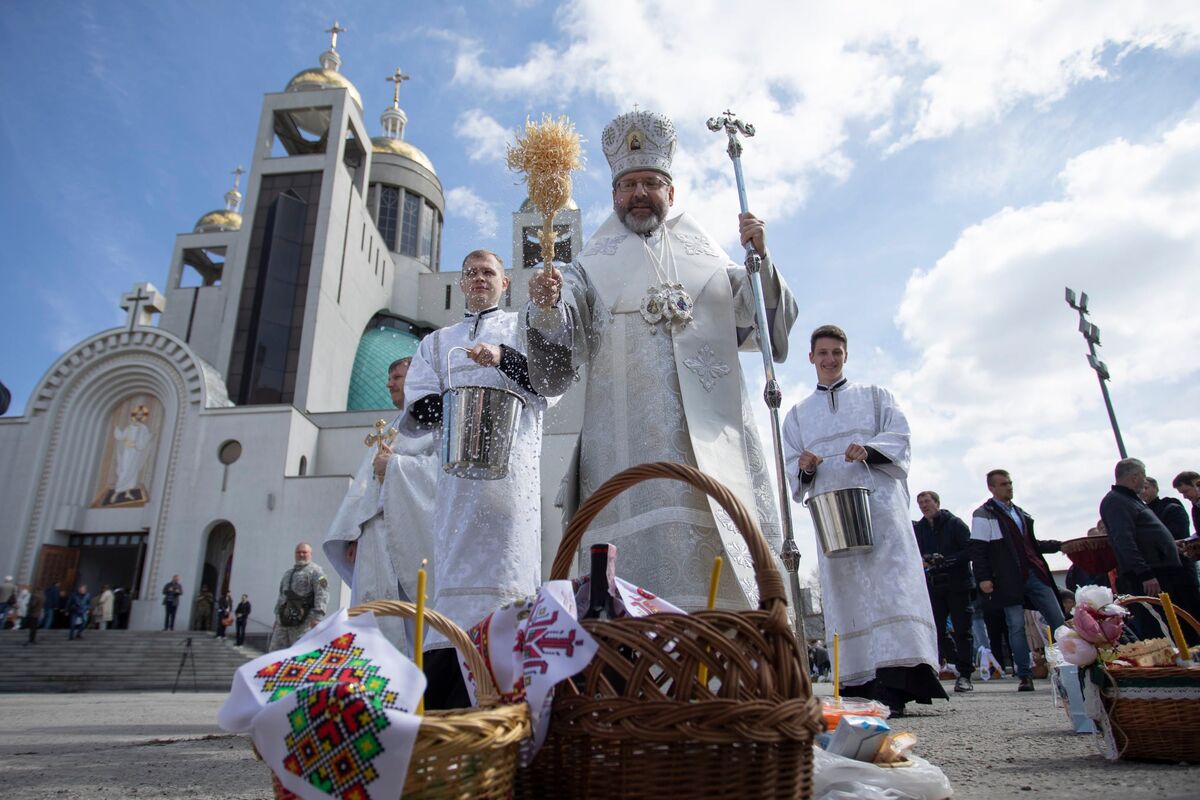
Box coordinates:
[602,109,676,183]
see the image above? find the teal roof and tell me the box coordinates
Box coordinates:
[346,326,421,410]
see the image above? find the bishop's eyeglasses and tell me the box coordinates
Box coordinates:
[614,176,671,193]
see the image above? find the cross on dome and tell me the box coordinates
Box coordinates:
[387,68,411,109]
[325,21,346,51]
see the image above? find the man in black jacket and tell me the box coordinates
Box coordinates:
[913,490,975,693]
[1141,476,1191,540]
[1103,459,1200,639]
[969,470,1064,692]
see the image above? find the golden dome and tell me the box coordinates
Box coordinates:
[520,196,578,213]
[194,209,243,234]
[285,68,363,109]
[371,136,436,174]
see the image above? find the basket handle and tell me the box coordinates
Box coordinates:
[1116,595,1200,638]
[550,461,790,633]
[347,600,501,707]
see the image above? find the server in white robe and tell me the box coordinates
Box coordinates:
[525,109,797,611]
[404,249,547,709]
[782,324,945,715]
[322,357,438,651]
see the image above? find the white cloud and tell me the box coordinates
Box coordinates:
[451,1,1200,249]
[446,186,499,238]
[454,109,512,164]
[893,114,1200,564]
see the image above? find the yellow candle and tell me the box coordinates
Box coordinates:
[698,557,723,687]
[1046,625,1053,648]
[416,559,427,715]
[1159,592,1191,661]
[833,632,840,702]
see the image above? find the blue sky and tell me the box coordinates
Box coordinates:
[3,2,1199,571]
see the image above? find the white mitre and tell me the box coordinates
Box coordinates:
[602,109,677,182]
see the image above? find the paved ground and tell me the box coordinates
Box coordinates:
[0,678,1197,798]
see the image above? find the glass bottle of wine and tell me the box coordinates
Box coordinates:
[583,542,616,620]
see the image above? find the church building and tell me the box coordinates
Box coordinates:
[0,26,583,635]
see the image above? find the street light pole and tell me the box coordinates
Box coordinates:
[1064,288,1127,459]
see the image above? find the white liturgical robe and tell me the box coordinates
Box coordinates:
[525,212,797,610]
[782,380,938,685]
[323,417,438,651]
[403,308,546,649]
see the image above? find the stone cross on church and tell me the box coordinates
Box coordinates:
[120,282,166,330]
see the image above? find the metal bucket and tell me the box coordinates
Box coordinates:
[441,346,526,480]
[804,461,875,557]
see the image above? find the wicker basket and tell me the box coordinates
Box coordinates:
[519,462,823,800]
[263,600,531,799]
[1060,536,1117,575]
[1098,595,1200,762]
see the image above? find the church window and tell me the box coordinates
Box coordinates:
[299,455,308,476]
[444,284,451,310]
[218,440,242,465]
[378,185,399,251]
[400,193,421,257]
[522,224,572,268]
[419,201,434,265]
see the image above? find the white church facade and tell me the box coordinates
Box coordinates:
[0,29,583,635]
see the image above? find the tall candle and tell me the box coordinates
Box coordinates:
[416,559,428,715]
[1159,592,1191,661]
[698,556,723,687]
[833,632,840,702]
[1046,625,1053,648]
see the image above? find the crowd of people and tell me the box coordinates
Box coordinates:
[909,462,1200,696]
[1,579,136,644]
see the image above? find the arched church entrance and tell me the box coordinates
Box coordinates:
[194,521,235,630]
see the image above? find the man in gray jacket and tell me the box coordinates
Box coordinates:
[1100,458,1200,640]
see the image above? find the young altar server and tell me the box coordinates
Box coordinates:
[782,324,945,716]
[402,249,548,708]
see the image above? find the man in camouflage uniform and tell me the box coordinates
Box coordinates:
[268,543,329,650]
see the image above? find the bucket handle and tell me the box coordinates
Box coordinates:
[802,452,876,505]
[445,345,519,393]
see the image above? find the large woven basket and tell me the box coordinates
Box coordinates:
[520,462,822,800]
[1060,535,1117,575]
[264,600,531,799]
[1099,595,1200,762]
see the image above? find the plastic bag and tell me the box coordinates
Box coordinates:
[813,746,954,800]
[821,696,890,730]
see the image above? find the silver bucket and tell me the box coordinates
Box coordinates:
[804,461,875,557]
[441,346,526,480]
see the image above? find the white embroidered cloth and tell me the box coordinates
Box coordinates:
[218,610,425,800]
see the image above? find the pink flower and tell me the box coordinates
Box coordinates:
[1058,632,1099,667]
[1072,605,1125,645]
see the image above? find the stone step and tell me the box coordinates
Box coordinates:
[0,628,264,692]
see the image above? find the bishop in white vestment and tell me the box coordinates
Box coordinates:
[782,325,944,714]
[525,110,797,611]
[322,357,438,652]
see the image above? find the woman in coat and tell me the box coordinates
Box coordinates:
[215,590,233,640]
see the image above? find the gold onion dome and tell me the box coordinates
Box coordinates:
[521,196,577,213]
[285,67,363,109]
[194,209,242,233]
[285,21,362,109]
[194,166,244,233]
[371,136,436,173]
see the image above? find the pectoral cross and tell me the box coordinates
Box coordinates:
[364,419,398,451]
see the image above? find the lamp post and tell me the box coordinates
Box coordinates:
[1064,288,1127,458]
